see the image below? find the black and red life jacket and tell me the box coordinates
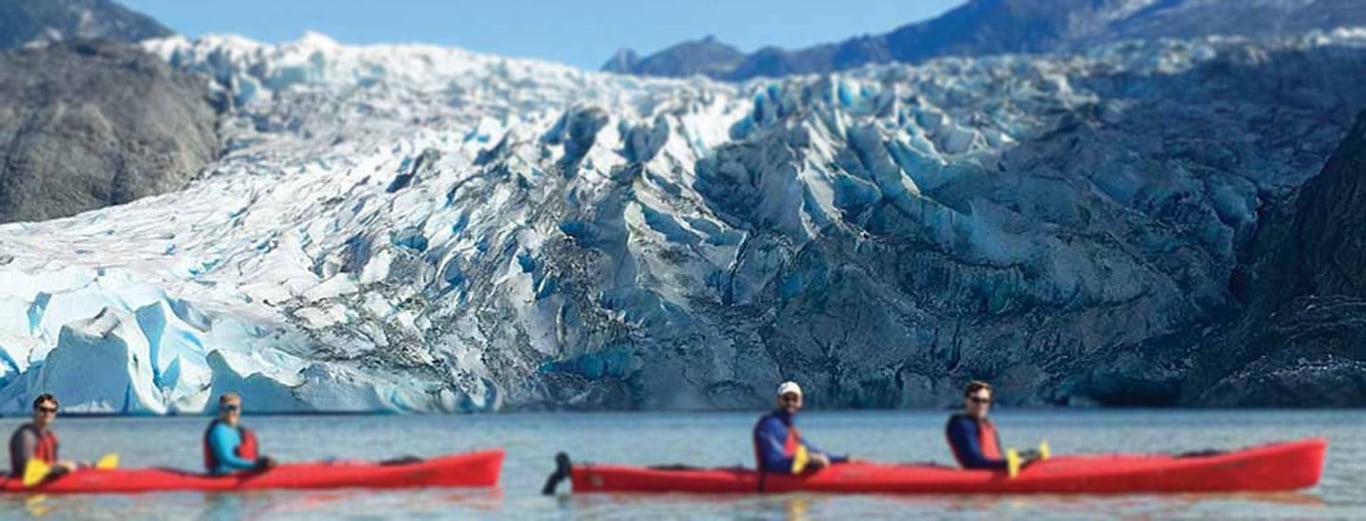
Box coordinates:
[8,424,58,478]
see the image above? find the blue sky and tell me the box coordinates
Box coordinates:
[120,0,962,69]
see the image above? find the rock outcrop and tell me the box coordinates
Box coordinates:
[0,39,220,223]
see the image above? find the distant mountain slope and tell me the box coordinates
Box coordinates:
[601,36,745,78]
[608,0,1366,80]
[0,0,172,49]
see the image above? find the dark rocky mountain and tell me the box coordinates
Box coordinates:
[1176,111,1366,406]
[609,0,1366,80]
[0,0,172,50]
[0,39,220,223]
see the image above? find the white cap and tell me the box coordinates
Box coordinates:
[776,381,803,397]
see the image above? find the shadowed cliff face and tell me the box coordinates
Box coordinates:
[608,0,1366,80]
[1180,112,1366,407]
[0,40,221,223]
[1277,112,1366,302]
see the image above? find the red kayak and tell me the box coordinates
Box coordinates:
[2,449,502,494]
[560,439,1325,495]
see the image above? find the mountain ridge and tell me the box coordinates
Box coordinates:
[608,0,1366,80]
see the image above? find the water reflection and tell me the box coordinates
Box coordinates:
[0,489,505,520]
[553,490,1326,520]
[202,489,504,518]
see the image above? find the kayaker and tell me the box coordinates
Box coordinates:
[204,392,275,475]
[945,380,1039,470]
[8,394,80,479]
[753,381,848,474]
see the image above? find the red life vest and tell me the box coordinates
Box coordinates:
[27,426,58,464]
[783,426,802,458]
[203,420,260,472]
[32,426,57,462]
[978,419,1002,459]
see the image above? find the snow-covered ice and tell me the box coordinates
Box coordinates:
[0,29,1364,411]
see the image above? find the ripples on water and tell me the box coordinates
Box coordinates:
[0,410,1357,519]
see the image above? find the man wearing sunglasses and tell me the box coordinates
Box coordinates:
[753,381,848,474]
[946,380,1039,470]
[8,394,79,479]
[203,392,275,475]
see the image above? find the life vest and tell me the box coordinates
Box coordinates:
[33,429,57,465]
[753,412,810,474]
[203,420,260,472]
[947,414,1003,465]
[978,418,1002,459]
[8,424,58,478]
[22,425,58,464]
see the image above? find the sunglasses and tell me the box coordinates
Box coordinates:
[220,404,241,412]
[779,394,801,402]
[34,406,57,414]
[967,396,992,405]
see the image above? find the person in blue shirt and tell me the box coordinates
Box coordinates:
[753,381,848,474]
[203,392,275,475]
[945,380,1040,470]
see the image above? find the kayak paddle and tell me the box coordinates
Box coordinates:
[21,453,118,486]
[791,445,811,473]
[542,452,572,495]
[21,459,50,487]
[1006,441,1051,479]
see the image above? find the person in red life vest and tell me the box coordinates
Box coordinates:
[204,392,275,475]
[753,381,848,474]
[946,380,1040,470]
[8,394,80,479]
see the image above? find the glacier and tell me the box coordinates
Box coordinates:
[1,29,1365,412]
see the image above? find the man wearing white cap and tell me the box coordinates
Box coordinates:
[752,381,848,474]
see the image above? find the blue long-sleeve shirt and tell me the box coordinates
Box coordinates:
[207,422,257,475]
[753,410,848,473]
[945,414,1008,470]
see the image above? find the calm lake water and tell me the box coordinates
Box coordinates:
[0,410,1357,519]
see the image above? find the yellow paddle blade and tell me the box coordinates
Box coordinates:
[791,445,810,474]
[22,459,50,487]
[1038,441,1051,461]
[95,454,118,470]
[1006,449,1021,479]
